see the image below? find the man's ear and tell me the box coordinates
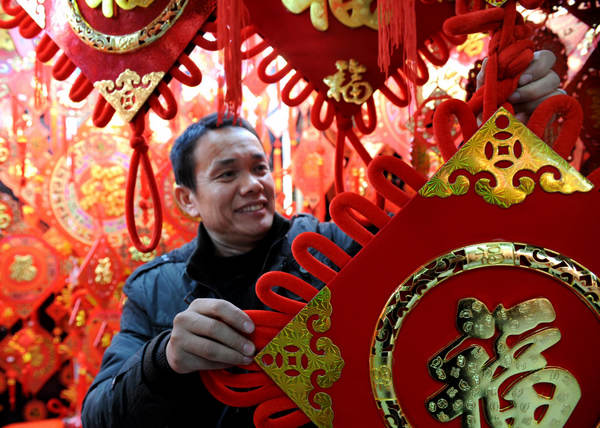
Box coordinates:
[174,185,201,219]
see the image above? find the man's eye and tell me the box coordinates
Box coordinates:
[218,171,236,179]
[256,164,269,173]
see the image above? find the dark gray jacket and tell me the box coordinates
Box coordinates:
[81,214,358,428]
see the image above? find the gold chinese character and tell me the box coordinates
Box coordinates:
[282,0,377,32]
[426,298,581,427]
[324,59,373,105]
[10,255,38,282]
[84,0,154,18]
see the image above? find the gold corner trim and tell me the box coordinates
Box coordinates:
[419,107,593,208]
[66,0,187,53]
[370,242,599,427]
[16,0,45,28]
[255,286,344,428]
[93,69,164,122]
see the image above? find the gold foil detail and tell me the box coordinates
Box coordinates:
[426,298,581,427]
[370,242,599,427]
[129,236,157,262]
[84,0,154,19]
[79,164,126,217]
[94,69,165,122]
[0,203,12,230]
[66,0,187,53]
[0,138,9,163]
[486,0,508,6]
[282,0,377,31]
[419,108,593,208]
[324,59,373,105]
[256,287,344,428]
[16,0,45,29]
[9,255,38,282]
[94,257,113,284]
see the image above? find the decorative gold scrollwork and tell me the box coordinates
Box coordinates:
[94,69,165,122]
[323,59,373,105]
[426,298,581,427]
[282,0,377,31]
[419,108,593,208]
[66,0,187,53]
[370,242,599,427]
[256,287,344,428]
[10,255,38,282]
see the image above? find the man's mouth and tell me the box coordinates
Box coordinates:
[237,202,266,213]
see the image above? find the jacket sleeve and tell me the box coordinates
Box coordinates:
[81,271,198,428]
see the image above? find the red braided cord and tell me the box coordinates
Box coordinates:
[147,81,177,120]
[346,126,373,165]
[433,98,478,161]
[367,155,427,207]
[354,97,377,135]
[281,72,314,107]
[92,96,115,127]
[18,15,41,38]
[193,32,218,51]
[329,192,390,247]
[0,9,25,28]
[242,39,269,59]
[254,397,310,428]
[169,54,202,87]
[419,33,449,67]
[69,73,94,102]
[257,50,293,84]
[527,95,583,159]
[380,71,409,107]
[403,52,429,86]
[334,122,347,193]
[256,271,318,314]
[36,34,59,63]
[291,232,351,284]
[310,93,334,130]
[1,0,22,16]
[52,54,77,81]
[125,114,162,252]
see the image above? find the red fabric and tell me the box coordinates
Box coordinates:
[367,156,427,207]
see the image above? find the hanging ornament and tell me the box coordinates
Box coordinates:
[0,234,62,319]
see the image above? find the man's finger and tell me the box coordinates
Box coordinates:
[186,313,255,357]
[518,50,556,86]
[509,71,560,104]
[513,89,564,116]
[183,336,253,366]
[476,57,488,90]
[189,298,255,334]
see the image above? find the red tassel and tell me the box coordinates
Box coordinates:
[217,0,246,119]
[378,0,416,75]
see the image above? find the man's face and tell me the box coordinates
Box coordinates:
[182,126,275,253]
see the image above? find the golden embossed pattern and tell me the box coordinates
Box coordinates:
[324,59,373,105]
[94,69,165,122]
[94,257,113,284]
[282,0,377,32]
[419,108,593,208]
[66,0,187,53]
[0,202,12,230]
[10,255,38,282]
[427,298,580,427]
[84,0,154,19]
[370,242,599,428]
[256,287,344,428]
[79,165,126,217]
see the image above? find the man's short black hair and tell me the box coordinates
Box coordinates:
[170,113,260,192]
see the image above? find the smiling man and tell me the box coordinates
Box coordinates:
[81,113,359,427]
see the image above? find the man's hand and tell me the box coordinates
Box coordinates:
[477,50,563,122]
[166,299,256,373]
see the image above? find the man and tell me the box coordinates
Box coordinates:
[81,51,562,427]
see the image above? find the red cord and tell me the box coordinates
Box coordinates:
[18,15,41,38]
[125,114,162,253]
[169,54,203,87]
[92,96,116,127]
[52,54,77,81]
[291,232,352,284]
[367,155,427,207]
[254,397,310,428]
[329,192,390,247]
[380,71,409,107]
[281,72,313,107]
[257,50,293,84]
[0,8,26,29]
[69,73,94,102]
[420,33,449,66]
[354,97,377,135]
[148,81,177,120]
[256,271,318,314]
[36,34,59,62]
[433,98,478,161]
[310,93,334,130]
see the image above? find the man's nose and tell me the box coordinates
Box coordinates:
[240,172,264,194]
